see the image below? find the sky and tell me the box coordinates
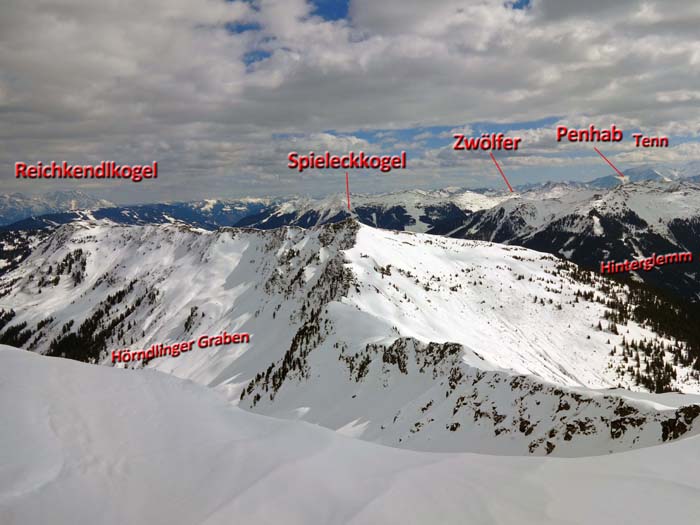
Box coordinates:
[1,0,699,203]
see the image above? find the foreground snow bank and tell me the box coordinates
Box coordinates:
[1,346,700,525]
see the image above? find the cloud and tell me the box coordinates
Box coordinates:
[1,0,699,201]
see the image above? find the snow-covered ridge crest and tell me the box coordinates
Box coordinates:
[1,219,700,456]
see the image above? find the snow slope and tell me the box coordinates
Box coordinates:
[2,220,700,456]
[2,346,700,525]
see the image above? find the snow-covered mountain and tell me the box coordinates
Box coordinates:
[2,219,699,457]
[1,188,511,235]
[3,179,699,303]
[0,229,46,277]
[454,180,700,300]
[3,345,700,525]
[0,190,114,225]
[207,188,513,234]
[193,180,700,302]
[232,165,699,233]
[587,166,689,188]
[517,163,700,190]
[1,198,271,231]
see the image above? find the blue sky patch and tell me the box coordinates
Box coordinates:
[226,21,262,34]
[309,0,350,21]
[243,49,272,66]
[507,0,531,10]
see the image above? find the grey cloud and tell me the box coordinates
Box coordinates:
[1,0,699,201]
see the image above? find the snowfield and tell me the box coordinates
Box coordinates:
[2,220,700,457]
[2,346,700,525]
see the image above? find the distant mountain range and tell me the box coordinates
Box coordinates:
[515,165,700,191]
[586,165,700,189]
[3,163,697,227]
[0,190,114,225]
[2,166,700,301]
[0,198,272,231]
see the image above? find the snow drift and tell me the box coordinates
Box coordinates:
[2,347,700,525]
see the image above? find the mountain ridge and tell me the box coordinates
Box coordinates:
[5,178,698,302]
[2,219,700,456]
